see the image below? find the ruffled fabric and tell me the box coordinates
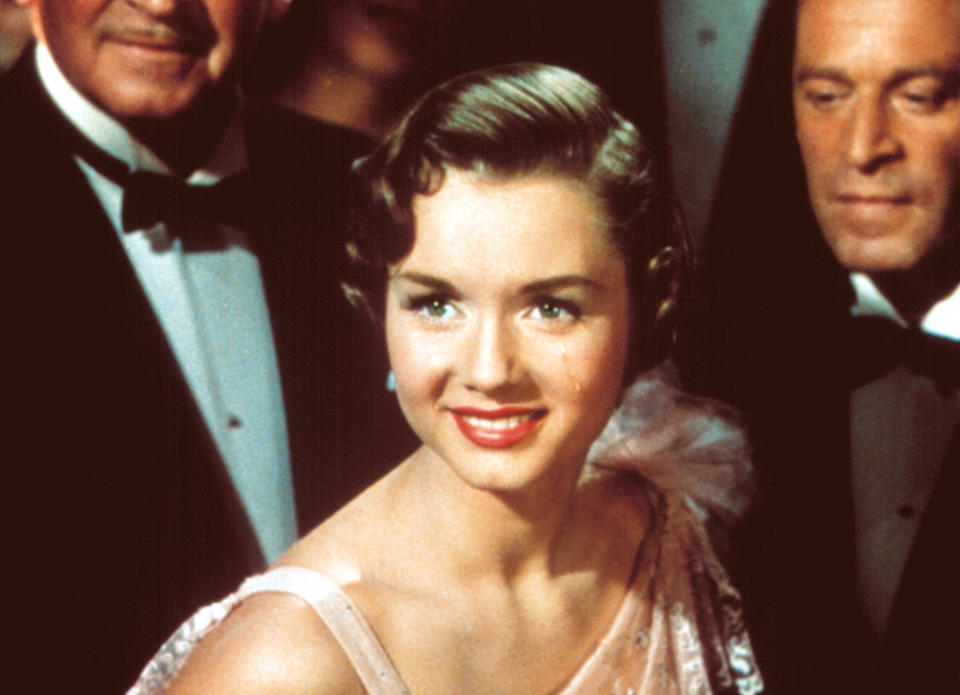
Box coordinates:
[569,364,762,694]
[588,364,754,523]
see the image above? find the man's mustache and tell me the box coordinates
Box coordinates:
[99,10,216,55]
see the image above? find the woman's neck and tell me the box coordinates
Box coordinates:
[290,447,652,695]
[390,447,644,590]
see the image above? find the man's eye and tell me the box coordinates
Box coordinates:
[901,90,943,112]
[798,79,849,109]
[806,89,841,106]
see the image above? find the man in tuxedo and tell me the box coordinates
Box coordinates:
[694,0,959,691]
[2,0,411,690]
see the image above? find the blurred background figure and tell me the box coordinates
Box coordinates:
[0,0,31,72]
[250,0,666,154]
[252,0,532,137]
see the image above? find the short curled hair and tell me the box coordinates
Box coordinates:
[343,62,688,381]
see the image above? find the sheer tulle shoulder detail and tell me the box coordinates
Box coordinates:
[587,364,754,523]
[571,366,763,694]
[125,567,411,695]
[557,492,763,695]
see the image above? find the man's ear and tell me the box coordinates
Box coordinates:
[13,0,44,45]
[266,0,293,23]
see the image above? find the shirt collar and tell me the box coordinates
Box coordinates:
[34,43,247,183]
[850,272,960,341]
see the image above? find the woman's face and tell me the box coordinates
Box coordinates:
[385,171,631,494]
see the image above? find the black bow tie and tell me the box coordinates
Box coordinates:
[120,170,251,236]
[58,112,252,243]
[852,316,959,390]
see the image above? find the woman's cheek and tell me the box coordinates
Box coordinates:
[388,322,451,400]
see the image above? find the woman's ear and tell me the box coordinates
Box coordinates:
[266,0,293,24]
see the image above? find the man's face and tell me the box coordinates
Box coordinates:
[20,0,285,120]
[793,0,960,271]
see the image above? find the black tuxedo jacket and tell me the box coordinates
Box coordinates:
[681,106,960,692]
[731,311,960,695]
[1,52,414,693]
[675,4,960,684]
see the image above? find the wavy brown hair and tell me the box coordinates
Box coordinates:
[343,62,688,381]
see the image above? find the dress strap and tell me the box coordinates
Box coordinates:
[238,567,411,695]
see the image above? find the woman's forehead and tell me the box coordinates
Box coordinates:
[394,170,624,291]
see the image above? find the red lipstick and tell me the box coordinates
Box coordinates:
[450,407,545,449]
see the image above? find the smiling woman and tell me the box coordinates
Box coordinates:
[384,172,630,496]
[386,170,630,501]
[128,63,763,695]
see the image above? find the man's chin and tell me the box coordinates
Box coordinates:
[825,228,940,273]
[94,81,210,122]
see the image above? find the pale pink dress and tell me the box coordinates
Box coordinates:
[127,370,763,695]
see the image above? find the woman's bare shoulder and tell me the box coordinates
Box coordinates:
[286,463,409,572]
[165,592,365,695]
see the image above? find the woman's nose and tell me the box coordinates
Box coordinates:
[458,315,519,392]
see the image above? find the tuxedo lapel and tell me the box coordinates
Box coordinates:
[880,424,960,691]
[3,52,263,693]
[3,56,412,689]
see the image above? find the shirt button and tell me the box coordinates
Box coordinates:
[897,504,916,520]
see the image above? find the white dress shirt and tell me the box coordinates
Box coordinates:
[36,44,297,563]
[850,271,960,340]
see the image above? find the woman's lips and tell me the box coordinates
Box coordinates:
[450,407,546,449]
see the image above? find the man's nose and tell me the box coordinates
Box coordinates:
[126,0,185,16]
[846,98,904,173]
[459,316,519,393]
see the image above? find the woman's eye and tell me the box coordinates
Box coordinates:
[529,300,580,322]
[411,296,457,319]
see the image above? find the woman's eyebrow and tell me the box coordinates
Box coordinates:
[391,271,456,292]
[520,276,607,294]
[392,272,607,294]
